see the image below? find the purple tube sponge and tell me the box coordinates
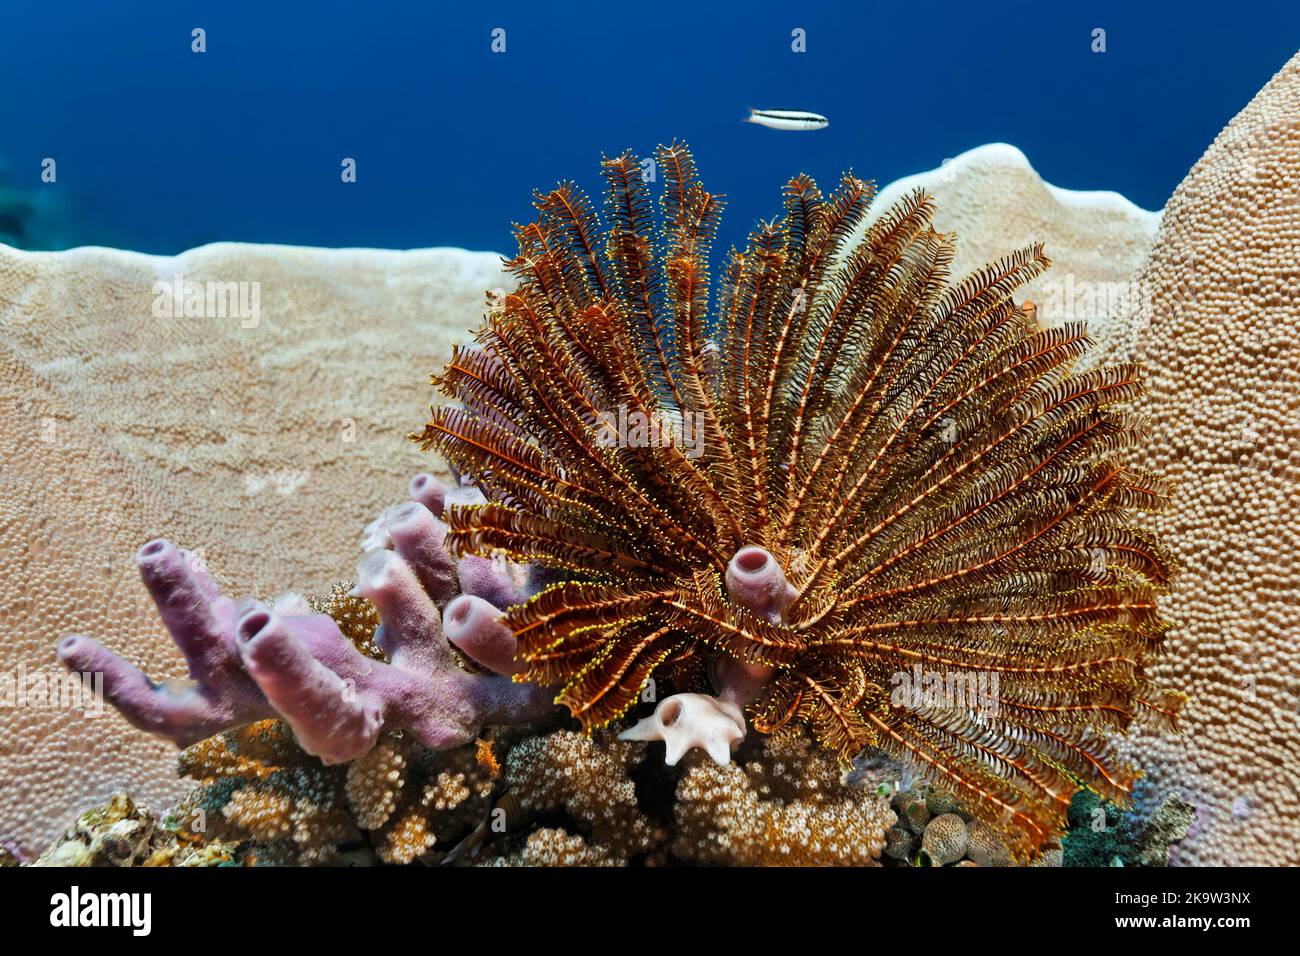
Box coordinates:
[620,544,793,765]
[57,476,556,764]
[723,545,798,623]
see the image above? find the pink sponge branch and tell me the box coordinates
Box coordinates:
[407,472,447,518]
[57,476,557,764]
[456,556,526,609]
[235,607,384,764]
[384,501,459,605]
[354,548,449,673]
[56,540,274,746]
[724,545,798,623]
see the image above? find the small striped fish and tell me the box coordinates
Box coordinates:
[743,108,829,131]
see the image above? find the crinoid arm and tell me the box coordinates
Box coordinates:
[422,141,1182,859]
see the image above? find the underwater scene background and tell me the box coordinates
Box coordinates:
[1,0,1298,252]
[2,0,1300,876]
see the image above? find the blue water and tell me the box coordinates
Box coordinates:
[2,0,1297,254]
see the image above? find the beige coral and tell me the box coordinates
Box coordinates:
[487,827,623,867]
[367,739,496,864]
[965,818,1012,868]
[345,734,408,831]
[921,813,969,866]
[882,823,917,862]
[892,788,932,835]
[175,720,358,864]
[673,732,894,866]
[178,719,499,866]
[859,142,1161,366]
[500,730,664,858]
[0,244,509,853]
[1098,51,1300,866]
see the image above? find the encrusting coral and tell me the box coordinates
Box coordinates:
[488,828,624,867]
[921,812,969,866]
[878,783,1018,867]
[51,142,1189,863]
[494,729,665,860]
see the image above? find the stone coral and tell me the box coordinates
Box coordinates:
[174,720,358,865]
[921,813,968,866]
[343,729,500,864]
[1098,51,1300,866]
[0,243,509,853]
[487,828,624,867]
[861,144,1160,370]
[497,730,666,860]
[174,718,504,865]
[878,783,1019,866]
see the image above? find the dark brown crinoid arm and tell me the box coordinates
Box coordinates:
[417,141,1182,859]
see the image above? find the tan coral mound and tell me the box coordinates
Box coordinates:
[0,243,506,852]
[0,346,183,856]
[1099,51,1300,866]
[861,143,1160,365]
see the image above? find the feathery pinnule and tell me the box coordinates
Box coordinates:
[415,141,1181,859]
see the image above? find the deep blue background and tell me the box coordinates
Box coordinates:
[2,1,1297,254]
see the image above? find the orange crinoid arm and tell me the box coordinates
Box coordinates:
[415,141,1183,860]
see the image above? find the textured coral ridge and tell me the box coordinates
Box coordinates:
[0,243,507,852]
[56,474,555,765]
[1100,51,1300,866]
[418,142,1183,858]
